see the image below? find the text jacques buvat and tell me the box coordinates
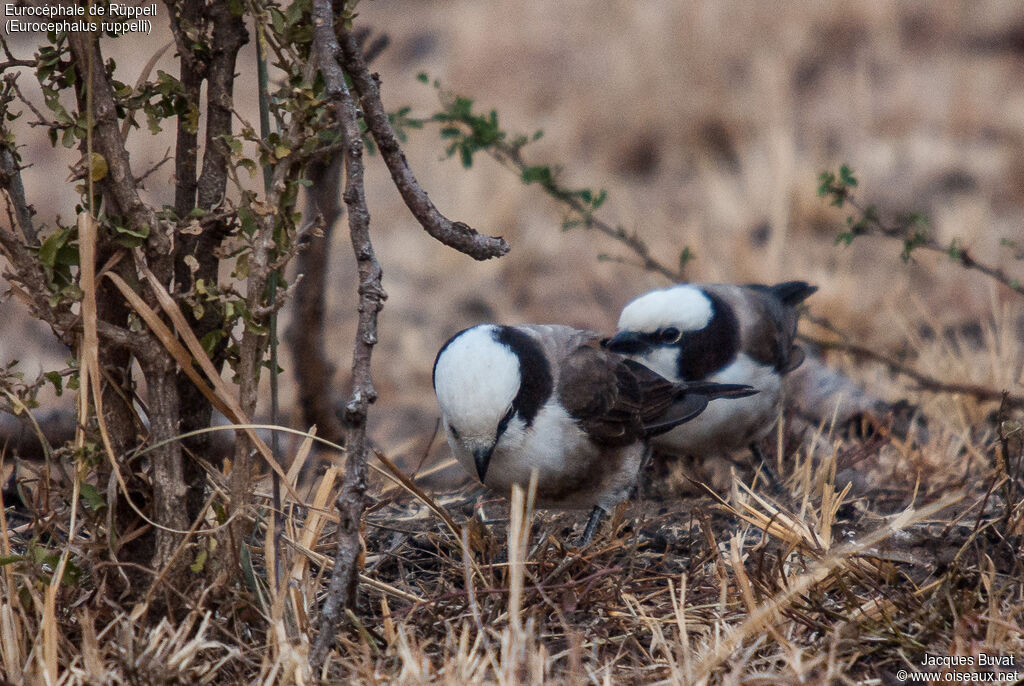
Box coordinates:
[5,3,157,35]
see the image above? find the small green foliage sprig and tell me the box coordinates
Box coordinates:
[0,359,77,412]
[417,73,690,281]
[819,165,1023,294]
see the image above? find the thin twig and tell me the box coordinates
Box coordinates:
[0,36,34,71]
[487,138,683,281]
[829,186,1024,297]
[0,136,35,243]
[4,73,51,130]
[337,31,509,261]
[136,149,173,185]
[800,333,1024,409]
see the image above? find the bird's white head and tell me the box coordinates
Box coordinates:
[616,285,714,333]
[433,325,524,481]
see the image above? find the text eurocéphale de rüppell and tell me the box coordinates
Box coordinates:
[5,4,156,36]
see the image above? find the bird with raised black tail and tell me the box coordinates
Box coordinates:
[433,323,756,543]
[604,281,817,488]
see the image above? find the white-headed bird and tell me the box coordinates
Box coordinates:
[433,323,755,542]
[604,281,816,486]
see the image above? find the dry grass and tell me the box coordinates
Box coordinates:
[2,413,1021,683]
[3,1,1024,684]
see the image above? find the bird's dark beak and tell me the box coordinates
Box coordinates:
[603,330,649,354]
[473,445,494,483]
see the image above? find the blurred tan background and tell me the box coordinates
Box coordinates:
[3,1,1023,463]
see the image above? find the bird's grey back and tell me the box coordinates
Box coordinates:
[516,324,598,370]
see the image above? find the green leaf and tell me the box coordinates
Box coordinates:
[678,246,694,271]
[817,171,836,197]
[43,371,63,396]
[947,239,963,260]
[238,158,258,177]
[80,483,106,512]
[200,330,224,357]
[114,222,149,239]
[458,142,473,168]
[190,548,208,573]
[838,164,858,187]
[521,165,552,184]
[834,231,855,246]
[38,230,67,270]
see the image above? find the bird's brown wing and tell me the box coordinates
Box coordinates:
[557,345,648,446]
[623,360,758,435]
[559,345,758,445]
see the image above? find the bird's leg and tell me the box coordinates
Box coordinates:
[749,441,783,493]
[578,506,607,546]
[629,443,655,502]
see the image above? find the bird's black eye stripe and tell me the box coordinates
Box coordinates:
[496,406,515,437]
[448,423,460,440]
[660,327,682,344]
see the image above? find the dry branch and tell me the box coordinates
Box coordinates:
[309,0,384,667]
[337,31,509,261]
[0,136,35,243]
[481,136,683,281]
[66,34,171,282]
[288,158,347,446]
[800,332,1024,409]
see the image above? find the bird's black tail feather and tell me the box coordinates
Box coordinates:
[679,380,758,400]
[767,280,818,306]
[643,382,757,436]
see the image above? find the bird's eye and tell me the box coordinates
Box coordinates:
[660,327,682,344]
[496,406,515,436]
[448,423,460,440]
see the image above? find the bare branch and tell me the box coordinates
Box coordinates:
[66,33,172,283]
[0,35,34,71]
[826,185,1024,297]
[195,4,247,211]
[337,31,509,261]
[309,1,385,668]
[5,73,51,132]
[800,331,1024,410]
[0,138,35,243]
[288,159,347,446]
[488,138,682,281]
[136,148,173,185]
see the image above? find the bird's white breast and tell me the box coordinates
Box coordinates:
[450,401,640,510]
[482,403,592,487]
[653,354,782,455]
